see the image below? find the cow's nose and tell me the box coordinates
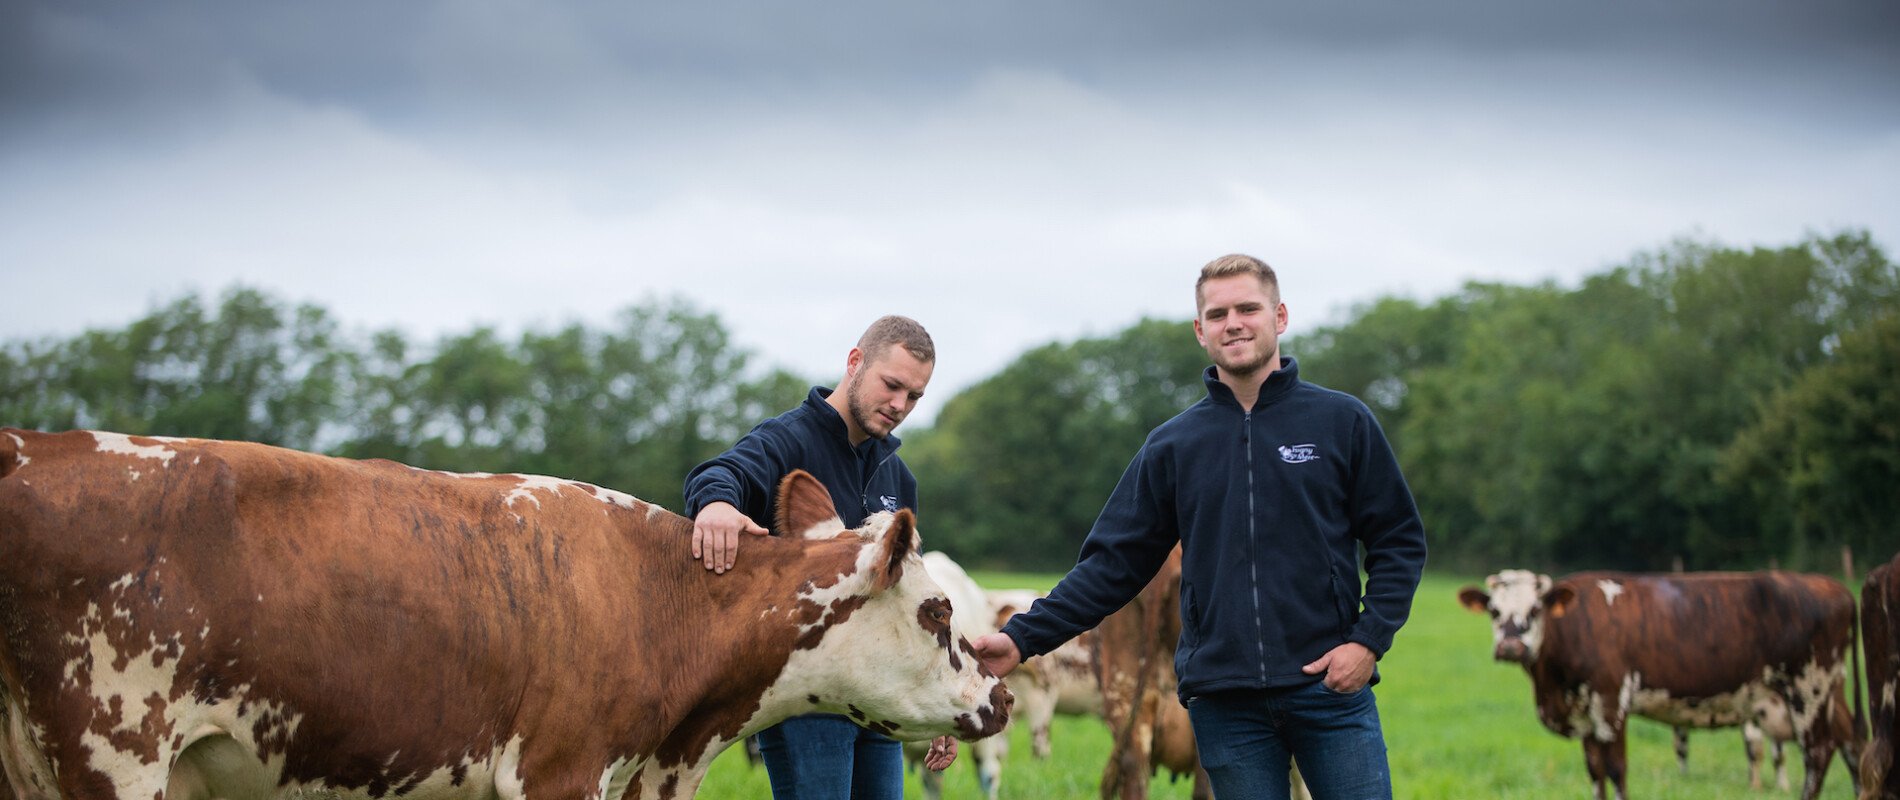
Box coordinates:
[1495,640,1526,662]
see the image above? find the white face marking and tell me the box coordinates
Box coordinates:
[1482,569,1551,658]
[741,520,1004,747]
[91,431,178,465]
[1597,579,1624,606]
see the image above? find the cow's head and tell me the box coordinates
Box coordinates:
[1457,569,1575,664]
[769,470,1012,742]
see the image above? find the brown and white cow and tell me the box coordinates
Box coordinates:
[1460,569,1863,800]
[987,590,1101,761]
[1863,551,1900,800]
[1091,545,1211,800]
[902,552,1009,800]
[0,429,1010,800]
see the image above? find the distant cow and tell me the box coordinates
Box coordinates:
[1864,552,1900,800]
[1460,569,1862,800]
[987,589,1102,761]
[1091,545,1211,800]
[0,429,1010,800]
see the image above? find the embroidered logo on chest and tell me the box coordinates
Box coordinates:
[1278,444,1320,464]
[879,494,900,512]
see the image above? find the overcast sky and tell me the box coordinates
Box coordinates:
[4,1,1896,424]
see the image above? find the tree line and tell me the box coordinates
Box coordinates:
[4,229,1894,574]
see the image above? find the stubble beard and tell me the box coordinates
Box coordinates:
[1209,341,1275,381]
[845,372,892,439]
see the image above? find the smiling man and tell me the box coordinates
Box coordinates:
[684,314,951,799]
[973,254,1429,800]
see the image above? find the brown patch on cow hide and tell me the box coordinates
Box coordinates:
[794,596,868,651]
[917,598,959,670]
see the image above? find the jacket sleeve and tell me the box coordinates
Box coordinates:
[683,421,797,528]
[1345,407,1428,657]
[1001,440,1181,660]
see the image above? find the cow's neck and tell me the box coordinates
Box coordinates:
[620,527,869,784]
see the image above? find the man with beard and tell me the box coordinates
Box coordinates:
[973,255,1428,800]
[684,314,952,799]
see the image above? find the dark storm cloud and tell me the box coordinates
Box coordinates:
[9,0,1895,142]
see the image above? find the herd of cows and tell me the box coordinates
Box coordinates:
[0,428,1894,800]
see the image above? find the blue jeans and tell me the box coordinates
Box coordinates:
[755,713,903,800]
[1185,681,1392,800]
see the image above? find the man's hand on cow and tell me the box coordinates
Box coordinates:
[924,735,957,771]
[1302,641,1376,693]
[690,502,769,574]
[970,633,1022,678]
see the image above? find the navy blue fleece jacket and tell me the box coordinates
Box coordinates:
[1001,358,1427,697]
[684,386,917,532]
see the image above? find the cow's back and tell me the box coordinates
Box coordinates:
[1544,571,1856,697]
[0,429,693,799]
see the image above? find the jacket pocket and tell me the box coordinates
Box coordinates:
[1328,569,1353,638]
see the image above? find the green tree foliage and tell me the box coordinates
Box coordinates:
[1718,312,1900,565]
[1,291,807,513]
[1295,231,1897,572]
[4,230,1891,572]
[0,287,348,449]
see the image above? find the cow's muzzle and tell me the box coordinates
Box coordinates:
[954,682,1014,740]
[1494,639,1529,663]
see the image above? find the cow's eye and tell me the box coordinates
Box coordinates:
[930,605,950,625]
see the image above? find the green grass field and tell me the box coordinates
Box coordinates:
[698,573,1864,798]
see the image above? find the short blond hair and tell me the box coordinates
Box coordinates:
[858,315,935,365]
[1195,253,1279,312]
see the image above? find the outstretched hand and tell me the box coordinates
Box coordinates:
[970,633,1023,678]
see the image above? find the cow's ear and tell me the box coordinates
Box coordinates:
[1545,585,1576,619]
[1456,587,1491,613]
[870,509,917,592]
[776,470,844,539]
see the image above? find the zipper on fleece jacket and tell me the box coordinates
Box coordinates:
[1244,410,1267,682]
[860,449,900,519]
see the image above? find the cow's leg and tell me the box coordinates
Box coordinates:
[1190,764,1214,800]
[972,734,1004,800]
[1772,738,1789,792]
[1827,686,1861,796]
[1793,694,1839,800]
[1582,734,1630,800]
[1674,726,1691,775]
[1744,721,1765,790]
[920,762,944,800]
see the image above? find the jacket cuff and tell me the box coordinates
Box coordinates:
[1347,631,1388,660]
[685,488,743,520]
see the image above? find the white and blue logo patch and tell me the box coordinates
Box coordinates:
[1278,444,1320,464]
[879,494,900,512]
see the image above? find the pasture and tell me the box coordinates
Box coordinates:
[699,573,1864,798]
